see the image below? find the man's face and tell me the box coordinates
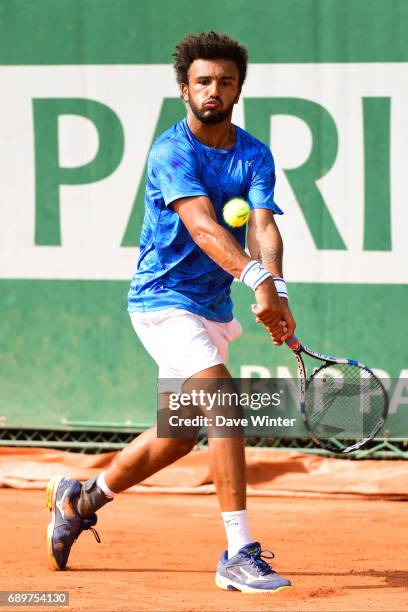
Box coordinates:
[181,59,241,124]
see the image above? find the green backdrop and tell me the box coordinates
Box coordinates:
[0,1,407,437]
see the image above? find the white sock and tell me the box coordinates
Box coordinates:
[97,472,116,499]
[221,509,253,559]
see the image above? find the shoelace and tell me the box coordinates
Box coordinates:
[247,546,275,576]
[75,520,101,544]
[68,496,101,544]
[88,527,101,543]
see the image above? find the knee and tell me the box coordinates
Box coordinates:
[165,437,197,457]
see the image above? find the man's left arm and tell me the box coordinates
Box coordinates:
[247,208,296,343]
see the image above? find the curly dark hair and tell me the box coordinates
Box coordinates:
[173,31,248,88]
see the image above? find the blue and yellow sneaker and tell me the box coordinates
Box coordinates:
[46,475,100,570]
[215,542,291,593]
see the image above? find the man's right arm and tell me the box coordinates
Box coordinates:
[172,195,288,344]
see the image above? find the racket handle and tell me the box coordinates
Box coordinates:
[286,335,301,350]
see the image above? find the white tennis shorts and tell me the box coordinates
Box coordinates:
[130,308,242,391]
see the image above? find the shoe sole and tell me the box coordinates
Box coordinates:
[215,572,291,594]
[46,474,65,571]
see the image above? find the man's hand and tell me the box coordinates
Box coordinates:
[279,298,296,342]
[252,278,289,345]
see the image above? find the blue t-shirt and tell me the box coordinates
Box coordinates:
[128,118,283,322]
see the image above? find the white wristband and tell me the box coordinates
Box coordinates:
[240,260,272,291]
[273,276,288,299]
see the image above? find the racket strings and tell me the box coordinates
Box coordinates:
[305,363,385,441]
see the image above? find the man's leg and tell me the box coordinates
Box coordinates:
[104,425,196,492]
[187,363,291,593]
[46,307,219,570]
[77,424,196,517]
[78,363,249,550]
[187,364,249,554]
[46,392,196,570]
[77,391,196,517]
[99,362,245,511]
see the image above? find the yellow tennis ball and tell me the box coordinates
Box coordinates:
[223,198,250,228]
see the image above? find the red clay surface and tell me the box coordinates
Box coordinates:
[0,489,407,612]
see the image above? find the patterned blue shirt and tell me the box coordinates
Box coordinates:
[128,118,283,322]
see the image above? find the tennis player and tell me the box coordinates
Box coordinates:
[46,31,296,593]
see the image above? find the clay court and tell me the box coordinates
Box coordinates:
[1,3,408,612]
[1,448,407,612]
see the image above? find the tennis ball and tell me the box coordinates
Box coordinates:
[223,198,250,228]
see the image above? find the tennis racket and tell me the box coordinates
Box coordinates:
[285,336,389,454]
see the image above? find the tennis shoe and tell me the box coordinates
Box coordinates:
[46,475,100,570]
[215,541,291,593]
